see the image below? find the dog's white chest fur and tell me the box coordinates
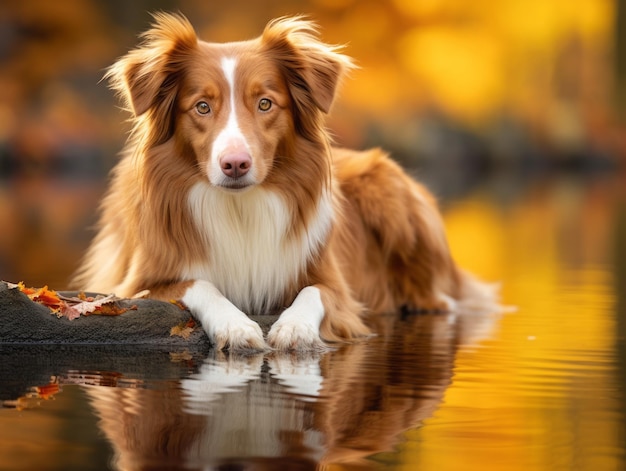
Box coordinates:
[184,182,332,314]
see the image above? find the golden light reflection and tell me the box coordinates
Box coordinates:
[398,179,621,471]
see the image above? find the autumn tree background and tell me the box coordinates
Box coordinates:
[0,0,624,287]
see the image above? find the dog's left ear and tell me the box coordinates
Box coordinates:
[262,17,354,114]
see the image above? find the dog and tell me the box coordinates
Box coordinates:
[73,12,491,351]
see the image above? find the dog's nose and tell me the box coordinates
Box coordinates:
[220,152,251,179]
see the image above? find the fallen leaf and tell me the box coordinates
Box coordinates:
[55,294,117,319]
[170,318,197,339]
[32,287,63,312]
[91,303,136,316]
[11,283,64,313]
[5,281,133,320]
[60,304,82,321]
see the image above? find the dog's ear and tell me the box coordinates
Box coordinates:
[106,12,197,141]
[262,17,354,114]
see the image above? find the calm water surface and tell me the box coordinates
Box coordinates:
[1,175,625,470]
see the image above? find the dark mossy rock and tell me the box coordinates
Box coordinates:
[0,281,279,347]
[0,281,209,347]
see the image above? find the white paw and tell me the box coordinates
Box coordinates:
[267,318,325,351]
[267,287,326,351]
[210,313,266,351]
[182,280,267,351]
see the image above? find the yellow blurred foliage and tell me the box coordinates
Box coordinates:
[383,0,613,119]
[398,26,505,120]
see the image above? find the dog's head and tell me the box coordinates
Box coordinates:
[107,13,353,192]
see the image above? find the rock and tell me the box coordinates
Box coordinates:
[0,281,280,347]
[0,281,210,347]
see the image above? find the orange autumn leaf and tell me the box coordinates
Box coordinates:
[170,318,197,339]
[15,281,35,295]
[15,282,63,313]
[32,288,63,312]
[6,281,131,319]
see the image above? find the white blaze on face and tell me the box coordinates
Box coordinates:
[209,57,252,183]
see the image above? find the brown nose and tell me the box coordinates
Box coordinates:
[220,152,251,179]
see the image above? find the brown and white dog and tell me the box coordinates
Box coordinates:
[73,13,488,351]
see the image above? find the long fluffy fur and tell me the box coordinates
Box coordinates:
[73,13,493,349]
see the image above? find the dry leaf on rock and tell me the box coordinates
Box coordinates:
[5,281,133,320]
[170,318,197,339]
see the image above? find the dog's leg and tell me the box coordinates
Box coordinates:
[267,286,327,351]
[180,280,266,351]
[267,276,370,351]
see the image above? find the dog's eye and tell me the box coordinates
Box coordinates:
[258,98,272,112]
[195,101,211,115]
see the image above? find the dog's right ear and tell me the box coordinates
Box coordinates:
[106,12,197,119]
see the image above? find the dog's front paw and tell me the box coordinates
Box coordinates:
[267,317,325,351]
[210,314,266,351]
[267,286,326,351]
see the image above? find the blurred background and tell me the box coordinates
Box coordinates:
[0,0,624,288]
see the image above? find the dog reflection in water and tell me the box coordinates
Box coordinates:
[85,308,500,469]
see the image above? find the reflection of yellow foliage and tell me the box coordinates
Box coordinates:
[443,197,508,281]
[397,185,620,471]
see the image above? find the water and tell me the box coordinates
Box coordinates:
[1,174,625,470]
